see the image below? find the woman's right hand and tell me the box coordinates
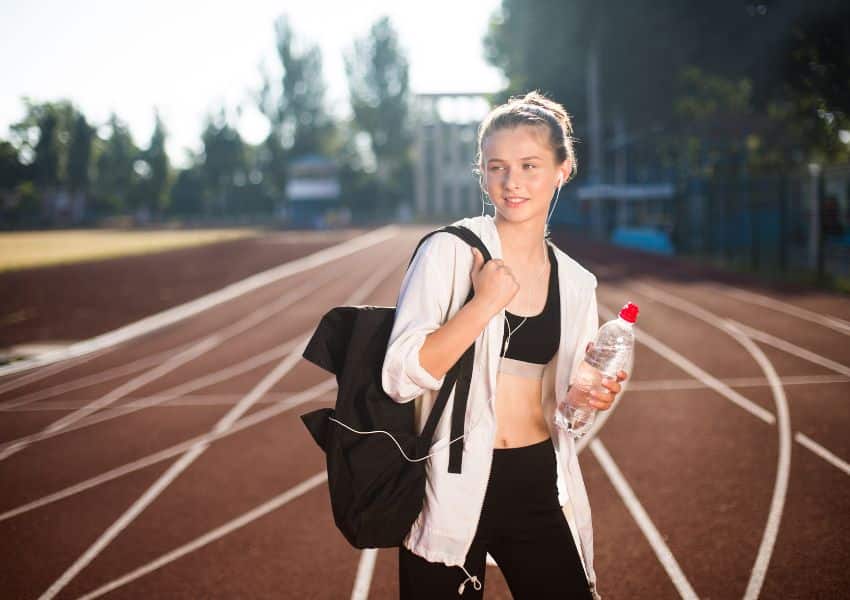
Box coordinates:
[470,247,519,317]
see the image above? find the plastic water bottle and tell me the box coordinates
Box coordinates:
[555,302,639,437]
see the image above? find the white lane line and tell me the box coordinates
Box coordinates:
[795,433,850,476]
[624,374,850,393]
[0,338,218,461]
[722,321,792,600]
[45,341,217,435]
[12,336,303,445]
[628,280,850,469]
[0,342,189,409]
[628,318,775,425]
[605,282,850,583]
[731,322,850,378]
[720,287,850,336]
[0,392,298,411]
[76,472,328,600]
[590,440,699,600]
[0,225,399,378]
[351,549,379,600]
[0,378,336,523]
[38,335,312,600]
[39,250,406,599]
[0,350,103,395]
[2,247,334,411]
[620,282,794,598]
[2,254,337,410]
[631,282,850,379]
[618,284,776,424]
[0,273,331,458]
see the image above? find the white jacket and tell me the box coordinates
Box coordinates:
[381,214,601,597]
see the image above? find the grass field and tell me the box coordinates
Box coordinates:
[0,229,264,272]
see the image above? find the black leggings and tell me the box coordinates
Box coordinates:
[398,437,592,599]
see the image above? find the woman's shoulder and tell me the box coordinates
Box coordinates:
[547,241,597,290]
[412,217,484,264]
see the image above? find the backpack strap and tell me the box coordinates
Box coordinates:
[407,225,491,475]
[406,225,493,270]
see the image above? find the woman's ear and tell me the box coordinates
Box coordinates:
[560,159,572,185]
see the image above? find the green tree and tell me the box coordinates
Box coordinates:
[10,99,85,222]
[10,100,79,188]
[68,113,93,192]
[93,114,140,214]
[169,164,205,216]
[134,111,171,216]
[255,14,335,212]
[0,140,28,190]
[0,140,37,226]
[344,16,412,217]
[271,15,333,157]
[67,112,94,221]
[199,110,246,216]
[483,1,828,172]
[778,3,850,163]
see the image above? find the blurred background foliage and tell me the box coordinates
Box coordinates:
[0,2,847,233]
[485,0,849,174]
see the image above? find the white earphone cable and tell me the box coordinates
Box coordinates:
[328,417,475,463]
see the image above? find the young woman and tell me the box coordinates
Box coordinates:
[381,91,627,599]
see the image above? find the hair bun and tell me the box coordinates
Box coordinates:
[518,91,571,134]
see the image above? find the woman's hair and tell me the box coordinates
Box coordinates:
[473,90,578,185]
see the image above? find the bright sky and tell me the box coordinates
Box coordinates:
[0,0,505,167]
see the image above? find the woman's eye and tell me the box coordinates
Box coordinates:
[523,163,536,169]
[488,166,503,171]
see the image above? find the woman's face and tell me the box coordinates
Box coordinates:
[481,124,569,227]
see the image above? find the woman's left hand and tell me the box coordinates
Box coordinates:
[589,370,628,411]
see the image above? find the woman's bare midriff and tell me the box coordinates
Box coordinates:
[492,372,551,448]
[491,248,553,449]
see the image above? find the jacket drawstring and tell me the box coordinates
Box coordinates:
[457,565,482,595]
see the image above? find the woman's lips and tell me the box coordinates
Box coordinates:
[505,197,528,206]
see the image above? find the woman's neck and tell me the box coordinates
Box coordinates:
[494,217,548,265]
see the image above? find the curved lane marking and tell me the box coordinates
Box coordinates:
[722,321,792,600]
[620,281,792,599]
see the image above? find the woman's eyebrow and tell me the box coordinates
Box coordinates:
[487,156,542,163]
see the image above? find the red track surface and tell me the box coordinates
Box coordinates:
[1,226,848,599]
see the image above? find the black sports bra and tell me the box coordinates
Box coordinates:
[499,243,560,375]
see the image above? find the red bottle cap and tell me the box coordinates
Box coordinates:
[619,302,639,323]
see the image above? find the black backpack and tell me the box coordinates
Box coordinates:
[300,224,492,548]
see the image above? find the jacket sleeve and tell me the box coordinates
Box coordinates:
[569,278,600,386]
[381,233,456,403]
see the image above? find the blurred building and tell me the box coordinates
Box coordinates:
[283,155,348,229]
[412,93,490,220]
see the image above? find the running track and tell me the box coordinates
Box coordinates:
[1,225,848,599]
